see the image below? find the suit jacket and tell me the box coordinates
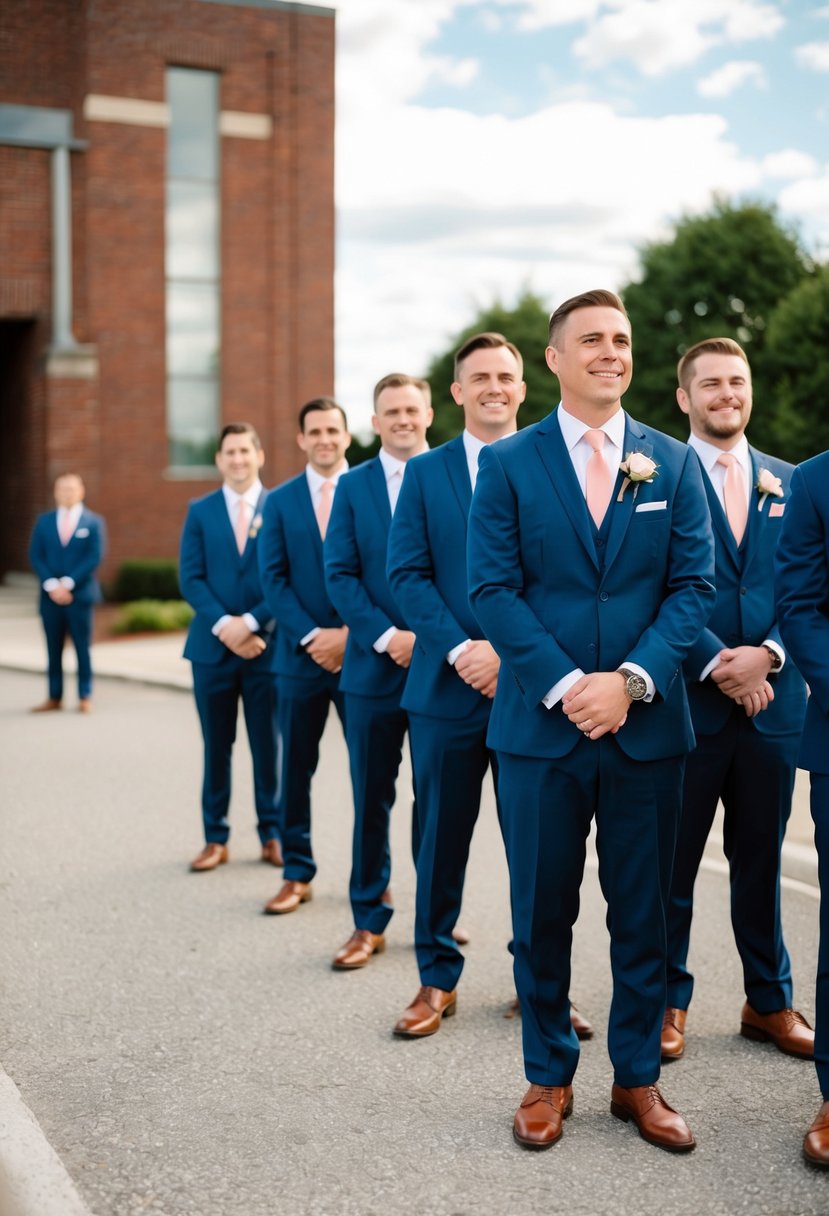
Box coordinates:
[29,507,106,606]
[387,435,492,721]
[685,445,806,738]
[324,456,408,699]
[179,487,276,669]
[467,409,716,761]
[258,471,344,683]
[775,451,829,774]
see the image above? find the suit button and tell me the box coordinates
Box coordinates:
[588,643,596,652]
[599,592,609,602]
[740,587,747,595]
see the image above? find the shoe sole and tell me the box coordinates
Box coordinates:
[264,890,313,915]
[610,1103,696,1152]
[393,1000,457,1038]
[332,940,386,970]
[803,1148,829,1169]
[190,854,228,872]
[513,1099,573,1150]
[740,1023,813,1058]
[660,1046,684,1061]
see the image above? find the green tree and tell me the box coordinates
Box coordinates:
[424,290,556,445]
[765,265,829,463]
[621,199,811,444]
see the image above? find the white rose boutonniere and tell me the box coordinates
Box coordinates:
[755,468,784,512]
[249,513,264,539]
[617,451,659,502]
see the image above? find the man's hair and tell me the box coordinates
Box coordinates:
[217,422,261,452]
[548,289,628,346]
[373,373,432,409]
[453,332,523,381]
[677,337,750,393]
[297,396,349,432]
[55,472,84,485]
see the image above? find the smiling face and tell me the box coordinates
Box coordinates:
[545,305,632,423]
[371,383,432,461]
[451,343,525,441]
[215,429,265,493]
[297,407,351,476]
[677,351,753,448]
[53,474,85,509]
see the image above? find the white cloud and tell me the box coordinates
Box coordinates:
[795,40,829,70]
[761,149,819,179]
[697,60,766,97]
[779,170,829,242]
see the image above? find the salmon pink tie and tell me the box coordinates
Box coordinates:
[717,453,747,545]
[58,513,74,546]
[316,479,334,539]
[584,429,614,528]
[235,499,251,554]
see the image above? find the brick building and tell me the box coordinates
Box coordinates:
[0,0,335,585]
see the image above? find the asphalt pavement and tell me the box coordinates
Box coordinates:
[0,580,825,1216]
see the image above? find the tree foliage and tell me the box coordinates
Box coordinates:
[765,265,829,463]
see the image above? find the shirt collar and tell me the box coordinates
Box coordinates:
[378,447,407,481]
[222,479,263,511]
[305,462,348,495]
[688,433,750,475]
[557,403,626,454]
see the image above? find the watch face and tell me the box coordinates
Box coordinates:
[623,671,647,700]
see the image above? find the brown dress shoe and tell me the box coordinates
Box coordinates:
[260,839,284,867]
[610,1084,696,1152]
[393,986,456,1037]
[740,1002,814,1058]
[661,1007,687,1060]
[31,698,62,713]
[513,1083,573,1150]
[78,698,93,713]
[569,1003,593,1041]
[190,843,229,872]
[804,1100,829,1167]
[332,929,385,970]
[452,925,470,945]
[263,880,312,915]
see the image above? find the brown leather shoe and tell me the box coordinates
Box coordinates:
[332,929,385,970]
[804,1100,829,1167]
[452,925,470,945]
[189,843,229,872]
[740,1002,814,1058]
[31,698,62,713]
[78,698,93,713]
[393,986,456,1037]
[610,1084,695,1152]
[569,1003,593,1041]
[260,839,284,867]
[661,1007,687,1060]
[264,880,312,915]
[513,1083,573,1150]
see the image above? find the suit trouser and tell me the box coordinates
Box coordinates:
[810,774,829,1097]
[666,715,796,1013]
[191,659,280,846]
[278,674,345,883]
[344,692,416,935]
[498,737,683,1088]
[409,701,496,991]
[41,597,94,700]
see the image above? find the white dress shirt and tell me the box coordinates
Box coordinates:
[212,479,264,636]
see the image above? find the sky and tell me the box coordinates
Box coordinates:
[304,0,829,434]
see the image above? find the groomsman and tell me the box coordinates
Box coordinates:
[468,291,715,1153]
[29,472,106,713]
[324,373,432,969]
[775,453,829,1166]
[663,338,811,1061]
[179,423,281,872]
[259,398,350,915]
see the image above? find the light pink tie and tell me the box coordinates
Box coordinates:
[584,429,614,528]
[316,479,334,539]
[58,512,74,546]
[717,453,747,545]
[235,499,251,555]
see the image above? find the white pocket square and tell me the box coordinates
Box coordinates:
[75,527,90,537]
[635,500,667,513]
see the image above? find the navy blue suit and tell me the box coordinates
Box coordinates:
[667,446,807,1015]
[179,487,280,848]
[29,506,106,701]
[324,456,416,935]
[468,409,715,1088]
[775,451,829,1096]
[259,471,346,883]
[387,435,499,991]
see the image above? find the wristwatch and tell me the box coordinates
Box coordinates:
[763,645,782,673]
[618,667,648,701]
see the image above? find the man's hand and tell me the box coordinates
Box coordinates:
[710,646,775,710]
[48,587,73,605]
[736,681,775,718]
[387,629,416,669]
[306,626,349,673]
[562,671,630,739]
[218,616,266,660]
[454,640,500,699]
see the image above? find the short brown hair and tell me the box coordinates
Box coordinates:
[548,289,628,346]
[372,373,432,409]
[298,396,349,432]
[453,332,523,381]
[677,337,749,393]
[218,422,261,452]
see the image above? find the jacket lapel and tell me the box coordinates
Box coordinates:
[367,456,392,530]
[602,416,647,575]
[534,412,600,570]
[445,435,473,518]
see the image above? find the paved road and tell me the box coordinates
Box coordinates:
[0,661,826,1216]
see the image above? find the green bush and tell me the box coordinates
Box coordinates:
[112,599,194,635]
[111,559,181,602]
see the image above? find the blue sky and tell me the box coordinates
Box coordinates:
[305,1,829,433]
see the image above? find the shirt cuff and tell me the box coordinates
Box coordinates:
[43,578,60,591]
[447,639,472,666]
[374,626,397,654]
[621,661,655,702]
[60,577,75,590]
[212,615,231,636]
[242,613,259,634]
[301,626,321,647]
[699,654,720,683]
[762,639,785,672]
[543,669,585,709]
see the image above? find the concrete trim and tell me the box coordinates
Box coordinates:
[0,1066,92,1216]
[219,110,273,139]
[83,94,170,128]
[45,346,99,379]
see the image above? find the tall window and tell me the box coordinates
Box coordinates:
[165,68,220,470]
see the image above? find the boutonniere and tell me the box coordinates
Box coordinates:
[617,451,659,502]
[756,468,784,511]
[249,513,263,539]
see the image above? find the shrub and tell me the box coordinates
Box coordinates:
[112,599,194,635]
[110,559,181,602]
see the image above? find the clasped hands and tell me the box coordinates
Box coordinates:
[217,616,267,660]
[710,645,775,718]
[454,640,500,699]
[562,671,629,740]
[305,625,349,673]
